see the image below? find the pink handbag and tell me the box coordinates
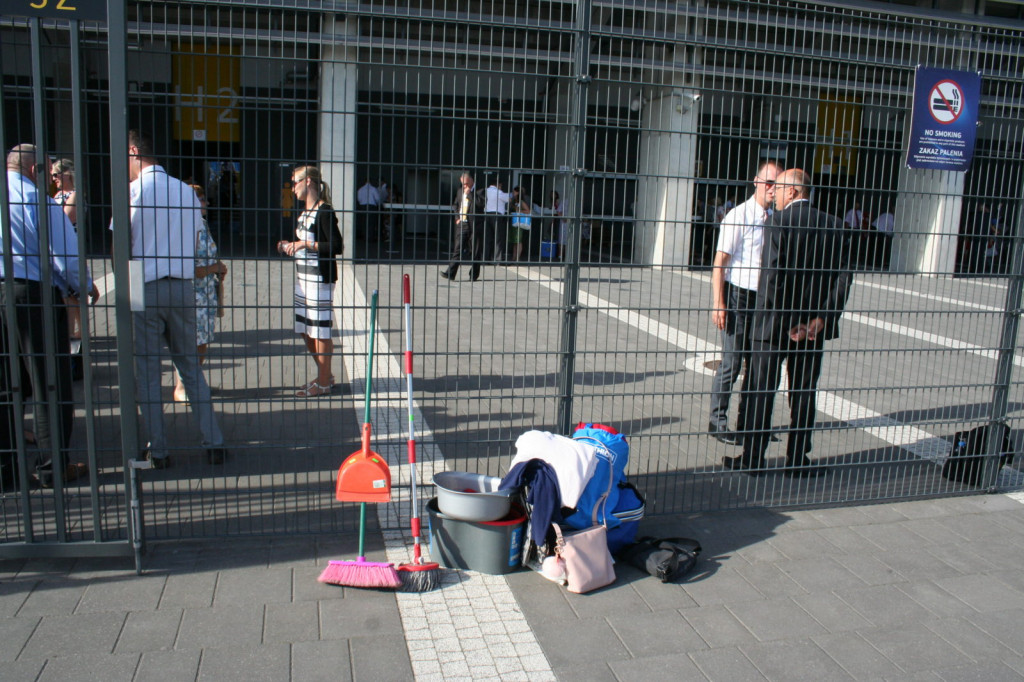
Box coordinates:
[552,522,616,594]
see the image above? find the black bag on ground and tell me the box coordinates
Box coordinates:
[941,425,1014,486]
[617,536,701,583]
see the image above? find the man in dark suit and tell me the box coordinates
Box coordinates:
[724,168,851,477]
[441,171,487,282]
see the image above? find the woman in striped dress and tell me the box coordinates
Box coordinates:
[278,165,343,397]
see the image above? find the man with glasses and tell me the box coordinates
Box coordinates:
[725,168,851,477]
[2,143,99,488]
[708,161,780,445]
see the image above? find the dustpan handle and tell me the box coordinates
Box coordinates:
[364,290,378,425]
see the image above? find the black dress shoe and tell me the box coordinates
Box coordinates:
[440,270,453,280]
[722,455,765,474]
[207,447,227,465]
[783,465,827,478]
[708,423,739,446]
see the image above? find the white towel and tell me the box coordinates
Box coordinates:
[511,430,598,508]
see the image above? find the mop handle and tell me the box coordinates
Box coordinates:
[363,290,378,426]
[403,275,423,563]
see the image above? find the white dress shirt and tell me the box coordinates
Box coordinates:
[485,184,510,213]
[714,194,770,292]
[130,165,201,283]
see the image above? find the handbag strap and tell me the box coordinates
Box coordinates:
[551,522,565,554]
[634,536,702,552]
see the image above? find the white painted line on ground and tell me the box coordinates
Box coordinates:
[852,278,1004,312]
[96,271,115,299]
[339,264,554,682]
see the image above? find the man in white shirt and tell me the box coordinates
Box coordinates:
[844,201,864,230]
[127,130,227,468]
[357,178,382,248]
[872,210,894,234]
[708,161,780,445]
[871,207,895,268]
[483,177,510,261]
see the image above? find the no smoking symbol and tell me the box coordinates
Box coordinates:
[929,80,963,124]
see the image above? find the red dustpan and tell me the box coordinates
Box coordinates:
[336,290,391,502]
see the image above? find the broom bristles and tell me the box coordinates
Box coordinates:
[319,558,401,589]
[396,561,442,592]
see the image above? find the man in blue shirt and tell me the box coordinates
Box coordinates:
[2,143,99,488]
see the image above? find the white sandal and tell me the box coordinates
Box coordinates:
[299,375,335,392]
[296,381,333,397]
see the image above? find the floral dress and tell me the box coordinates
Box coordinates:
[195,222,219,346]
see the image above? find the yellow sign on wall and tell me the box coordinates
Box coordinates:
[814,93,861,177]
[172,43,241,142]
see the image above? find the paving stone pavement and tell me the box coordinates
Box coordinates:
[3,492,1024,681]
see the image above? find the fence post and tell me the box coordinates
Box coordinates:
[106,0,144,570]
[983,195,1024,489]
[556,0,592,436]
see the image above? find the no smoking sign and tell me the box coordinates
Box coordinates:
[908,66,980,171]
[929,79,964,124]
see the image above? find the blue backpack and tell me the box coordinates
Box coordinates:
[563,424,629,530]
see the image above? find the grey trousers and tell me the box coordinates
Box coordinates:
[133,278,223,458]
[709,283,756,430]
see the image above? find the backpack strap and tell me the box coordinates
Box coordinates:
[573,437,615,527]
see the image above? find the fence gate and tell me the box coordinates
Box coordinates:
[1,7,135,567]
[2,1,1024,568]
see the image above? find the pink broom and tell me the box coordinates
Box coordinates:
[318,291,401,589]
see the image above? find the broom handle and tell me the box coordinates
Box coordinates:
[403,275,422,563]
[363,290,378,426]
[359,292,376,559]
[358,502,367,558]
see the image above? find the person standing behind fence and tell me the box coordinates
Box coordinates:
[51,158,85,379]
[172,185,228,403]
[441,171,486,282]
[725,168,851,477]
[2,143,98,487]
[484,177,510,262]
[278,165,343,398]
[356,177,381,248]
[708,161,780,446]
[508,186,531,262]
[126,130,228,468]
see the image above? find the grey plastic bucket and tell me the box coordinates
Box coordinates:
[426,497,526,575]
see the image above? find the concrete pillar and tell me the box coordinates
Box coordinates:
[544,82,574,207]
[890,140,965,275]
[633,91,700,266]
[318,17,358,254]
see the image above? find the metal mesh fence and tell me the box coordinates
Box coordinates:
[1,1,1022,551]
